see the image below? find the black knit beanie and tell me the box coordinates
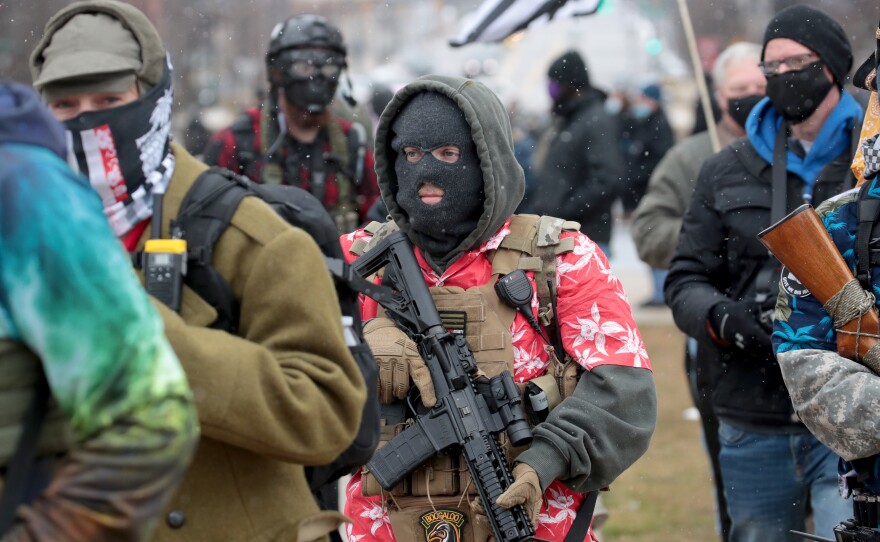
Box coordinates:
[762,5,853,87]
[548,50,590,89]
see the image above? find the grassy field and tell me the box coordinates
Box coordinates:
[600,322,720,542]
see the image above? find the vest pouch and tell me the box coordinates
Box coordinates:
[409,451,459,497]
[429,286,516,379]
[386,496,489,542]
[548,345,581,400]
[361,421,408,498]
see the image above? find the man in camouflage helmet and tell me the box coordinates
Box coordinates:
[204,14,380,233]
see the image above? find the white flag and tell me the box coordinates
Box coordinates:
[450,0,603,47]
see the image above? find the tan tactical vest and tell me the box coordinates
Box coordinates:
[350,215,583,541]
[0,340,72,470]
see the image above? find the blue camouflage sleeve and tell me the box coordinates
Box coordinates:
[772,189,862,355]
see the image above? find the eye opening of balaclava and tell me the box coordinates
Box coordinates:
[390,91,485,270]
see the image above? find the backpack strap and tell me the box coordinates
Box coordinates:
[0,374,50,534]
[174,167,253,332]
[856,180,880,291]
[346,121,367,187]
[231,113,259,181]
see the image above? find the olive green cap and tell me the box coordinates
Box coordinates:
[30,0,166,99]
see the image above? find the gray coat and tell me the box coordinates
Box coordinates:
[631,132,713,269]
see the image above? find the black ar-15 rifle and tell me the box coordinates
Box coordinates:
[338,230,536,542]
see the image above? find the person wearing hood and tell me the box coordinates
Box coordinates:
[526,50,624,254]
[29,2,367,541]
[631,40,766,542]
[0,81,196,540]
[772,23,880,534]
[665,6,861,542]
[340,75,656,542]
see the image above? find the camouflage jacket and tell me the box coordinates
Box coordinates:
[773,178,880,461]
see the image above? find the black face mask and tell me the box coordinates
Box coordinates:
[765,62,834,124]
[276,50,344,114]
[64,61,174,236]
[727,94,764,129]
[391,93,484,267]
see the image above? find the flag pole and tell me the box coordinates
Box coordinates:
[676,0,720,152]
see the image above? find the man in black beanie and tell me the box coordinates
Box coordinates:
[666,5,862,541]
[526,50,623,255]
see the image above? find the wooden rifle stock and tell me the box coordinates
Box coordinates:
[758,204,880,361]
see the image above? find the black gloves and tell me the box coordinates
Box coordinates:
[708,300,772,351]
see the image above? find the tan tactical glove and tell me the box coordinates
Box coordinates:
[363,317,436,407]
[496,463,543,525]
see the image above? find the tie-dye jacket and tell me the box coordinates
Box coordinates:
[0,82,197,541]
[773,176,880,462]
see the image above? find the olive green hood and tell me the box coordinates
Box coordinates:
[375,75,525,270]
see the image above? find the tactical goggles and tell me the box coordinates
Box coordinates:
[276,50,346,81]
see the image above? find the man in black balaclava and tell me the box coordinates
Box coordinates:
[527,50,623,254]
[666,6,862,541]
[342,74,656,542]
[390,92,484,270]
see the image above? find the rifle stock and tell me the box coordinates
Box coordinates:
[757,204,880,361]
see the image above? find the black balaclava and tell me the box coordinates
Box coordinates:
[391,92,484,267]
[727,94,764,129]
[275,48,344,114]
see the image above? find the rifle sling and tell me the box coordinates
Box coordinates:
[563,490,599,542]
[857,181,880,291]
[754,123,791,305]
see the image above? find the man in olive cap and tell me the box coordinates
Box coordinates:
[30,2,367,541]
[666,5,861,541]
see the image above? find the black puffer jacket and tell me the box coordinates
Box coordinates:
[665,137,856,429]
[529,89,623,246]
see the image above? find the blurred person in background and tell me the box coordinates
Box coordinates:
[620,83,675,220]
[204,14,379,233]
[529,50,623,256]
[620,82,675,309]
[665,6,862,541]
[630,40,766,542]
